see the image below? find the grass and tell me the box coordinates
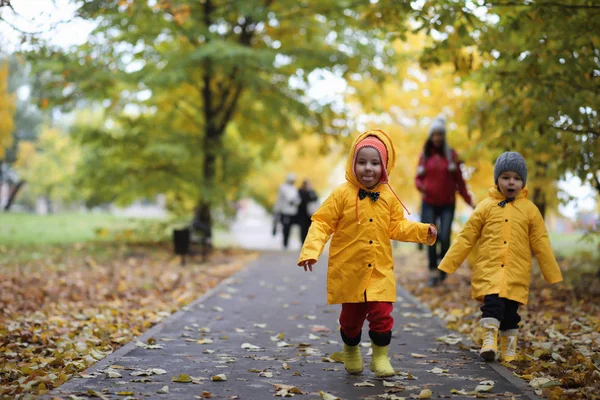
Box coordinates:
[0,212,236,264]
[0,212,151,245]
[548,232,599,257]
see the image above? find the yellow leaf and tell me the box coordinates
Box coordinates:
[172,373,192,383]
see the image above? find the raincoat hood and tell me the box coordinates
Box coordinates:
[345,130,396,190]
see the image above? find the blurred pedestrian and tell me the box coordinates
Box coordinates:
[273,173,301,249]
[297,179,318,244]
[415,114,474,287]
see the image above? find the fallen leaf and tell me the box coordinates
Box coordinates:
[259,371,274,378]
[411,353,426,358]
[354,381,375,387]
[273,383,303,395]
[474,380,494,392]
[427,367,448,374]
[157,386,169,394]
[172,373,193,383]
[319,391,342,400]
[87,390,110,399]
[311,325,329,332]
[417,388,432,399]
[241,342,262,351]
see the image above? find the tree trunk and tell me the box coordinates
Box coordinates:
[531,159,547,218]
[532,186,546,218]
[4,180,25,211]
[194,123,220,241]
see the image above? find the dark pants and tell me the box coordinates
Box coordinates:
[421,201,455,270]
[299,217,311,244]
[481,294,521,331]
[339,302,393,346]
[280,214,295,248]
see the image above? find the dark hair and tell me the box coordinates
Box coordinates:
[423,137,445,158]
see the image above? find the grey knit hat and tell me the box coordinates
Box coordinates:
[428,114,446,137]
[494,152,527,186]
[419,114,456,173]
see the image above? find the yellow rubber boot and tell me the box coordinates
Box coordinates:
[499,329,518,362]
[479,317,500,362]
[369,343,395,377]
[343,344,363,374]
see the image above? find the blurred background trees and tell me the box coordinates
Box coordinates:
[0,0,597,239]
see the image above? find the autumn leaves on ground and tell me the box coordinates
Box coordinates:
[0,243,257,398]
[1,241,599,399]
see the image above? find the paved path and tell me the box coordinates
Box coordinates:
[50,252,537,400]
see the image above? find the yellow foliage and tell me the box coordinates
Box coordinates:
[15,141,36,168]
[0,62,16,159]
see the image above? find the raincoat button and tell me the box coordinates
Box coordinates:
[368,263,372,267]
[369,240,373,244]
[505,219,508,222]
[369,218,373,222]
[501,264,504,267]
[504,241,507,244]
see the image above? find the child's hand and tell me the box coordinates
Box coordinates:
[428,225,437,242]
[299,259,316,272]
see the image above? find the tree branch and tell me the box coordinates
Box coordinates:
[216,85,244,134]
[488,1,600,10]
[546,123,600,136]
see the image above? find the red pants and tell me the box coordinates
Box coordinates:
[339,302,394,338]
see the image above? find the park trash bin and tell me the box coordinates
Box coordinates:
[173,227,191,265]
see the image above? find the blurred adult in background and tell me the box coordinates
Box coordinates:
[297,179,318,244]
[273,173,301,249]
[415,115,475,287]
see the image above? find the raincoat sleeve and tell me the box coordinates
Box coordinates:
[389,201,432,244]
[297,188,343,265]
[529,207,563,284]
[438,201,485,274]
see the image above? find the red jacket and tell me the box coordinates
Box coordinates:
[415,150,473,207]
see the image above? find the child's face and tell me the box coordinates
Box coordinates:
[355,147,382,189]
[497,171,524,198]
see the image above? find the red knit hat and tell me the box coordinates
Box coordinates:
[353,136,389,184]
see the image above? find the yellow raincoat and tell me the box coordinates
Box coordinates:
[298,130,435,304]
[438,186,563,305]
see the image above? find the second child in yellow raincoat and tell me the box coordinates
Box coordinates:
[298,130,437,377]
[438,152,563,363]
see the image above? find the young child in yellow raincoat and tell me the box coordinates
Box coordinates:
[438,152,563,362]
[297,130,437,377]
